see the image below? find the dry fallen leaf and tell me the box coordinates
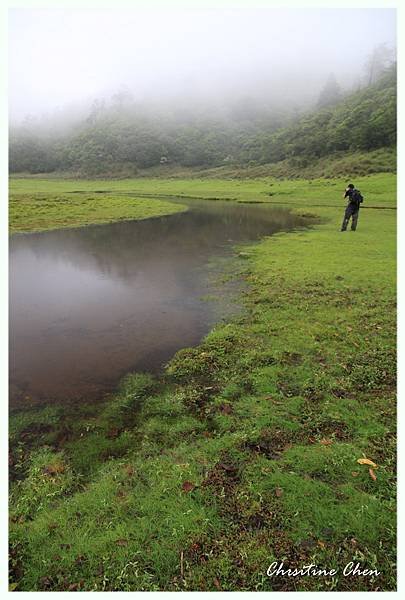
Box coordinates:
[275,487,283,498]
[357,458,377,468]
[351,471,359,477]
[182,481,195,493]
[115,539,128,546]
[369,468,377,481]
[106,428,119,439]
[124,465,135,477]
[43,462,65,476]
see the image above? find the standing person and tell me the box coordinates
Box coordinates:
[341,183,363,231]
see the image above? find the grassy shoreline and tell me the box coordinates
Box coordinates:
[9,183,187,234]
[9,174,396,591]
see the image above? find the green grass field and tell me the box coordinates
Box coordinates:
[9,173,396,591]
[9,182,187,233]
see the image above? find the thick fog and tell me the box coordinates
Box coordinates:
[9,7,396,124]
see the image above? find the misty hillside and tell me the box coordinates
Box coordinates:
[9,66,396,178]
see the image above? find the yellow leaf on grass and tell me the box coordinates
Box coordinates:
[357,458,377,468]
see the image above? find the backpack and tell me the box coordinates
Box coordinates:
[350,189,364,207]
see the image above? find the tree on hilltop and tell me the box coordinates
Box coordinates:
[317,74,342,108]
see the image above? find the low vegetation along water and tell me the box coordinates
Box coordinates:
[10,200,307,407]
[9,174,396,591]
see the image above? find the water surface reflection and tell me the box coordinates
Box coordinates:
[9,200,307,407]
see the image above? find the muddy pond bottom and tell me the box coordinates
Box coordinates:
[9,200,307,408]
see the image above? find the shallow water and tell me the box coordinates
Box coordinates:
[9,199,307,408]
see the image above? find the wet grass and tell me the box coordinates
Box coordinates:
[9,190,186,234]
[9,173,396,590]
[9,171,396,206]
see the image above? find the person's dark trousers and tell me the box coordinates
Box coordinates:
[341,204,359,231]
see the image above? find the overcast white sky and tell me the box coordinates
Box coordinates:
[9,7,396,122]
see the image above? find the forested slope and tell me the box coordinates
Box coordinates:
[9,67,396,177]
